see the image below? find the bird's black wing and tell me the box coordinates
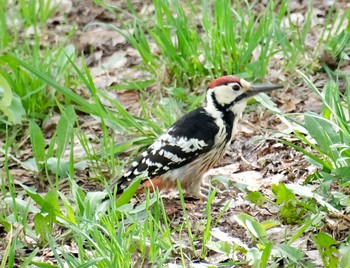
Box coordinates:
[114,107,220,189]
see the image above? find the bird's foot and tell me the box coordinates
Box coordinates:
[201,181,224,195]
[183,191,207,204]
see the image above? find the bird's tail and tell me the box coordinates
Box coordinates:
[109,175,129,194]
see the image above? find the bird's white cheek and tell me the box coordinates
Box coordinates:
[214,87,236,105]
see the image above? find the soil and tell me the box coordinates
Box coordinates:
[1,0,350,266]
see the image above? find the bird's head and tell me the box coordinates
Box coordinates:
[206,75,282,115]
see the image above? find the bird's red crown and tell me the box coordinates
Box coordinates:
[208,75,241,89]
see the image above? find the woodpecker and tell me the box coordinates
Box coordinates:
[111,76,282,199]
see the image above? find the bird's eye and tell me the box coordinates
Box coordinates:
[232,84,240,91]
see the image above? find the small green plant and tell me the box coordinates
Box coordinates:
[284,72,350,185]
[0,0,74,128]
[272,72,350,267]
[313,232,339,268]
[1,45,76,122]
[322,8,350,62]
[18,179,175,266]
[17,0,57,27]
[272,183,307,224]
[0,73,26,125]
[274,1,313,71]
[28,104,77,184]
[95,0,281,86]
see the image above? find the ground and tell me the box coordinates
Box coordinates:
[1,0,350,267]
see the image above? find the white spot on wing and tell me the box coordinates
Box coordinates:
[162,150,185,162]
[145,158,163,169]
[131,161,138,167]
[150,133,208,153]
[176,137,207,153]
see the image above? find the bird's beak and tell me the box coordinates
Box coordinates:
[250,84,283,96]
[245,83,283,98]
[235,80,283,103]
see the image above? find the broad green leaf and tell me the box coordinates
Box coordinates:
[304,113,340,154]
[285,183,314,198]
[59,193,77,224]
[277,244,304,262]
[55,45,76,80]
[331,191,349,206]
[246,191,267,206]
[19,183,45,207]
[115,177,142,208]
[333,167,350,181]
[0,73,25,124]
[29,261,59,268]
[4,197,40,214]
[210,227,248,249]
[34,213,50,237]
[46,159,87,179]
[260,242,273,267]
[41,189,60,215]
[47,157,70,178]
[261,220,280,230]
[340,244,350,267]
[272,183,295,204]
[56,105,76,158]
[3,94,26,125]
[286,183,339,213]
[206,240,234,255]
[29,120,46,172]
[0,72,12,105]
[316,232,337,247]
[127,196,157,214]
[246,248,261,266]
[84,191,109,214]
[235,213,266,239]
[70,179,86,215]
[33,213,54,245]
[21,157,39,172]
[246,220,262,239]
[115,203,135,213]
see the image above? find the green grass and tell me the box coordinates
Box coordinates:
[95,0,282,85]
[322,8,350,62]
[279,71,350,183]
[1,0,350,267]
[0,0,66,125]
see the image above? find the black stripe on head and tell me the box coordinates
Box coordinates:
[211,90,244,112]
[211,91,225,112]
[232,92,249,104]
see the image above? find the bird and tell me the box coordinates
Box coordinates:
[110,75,283,200]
